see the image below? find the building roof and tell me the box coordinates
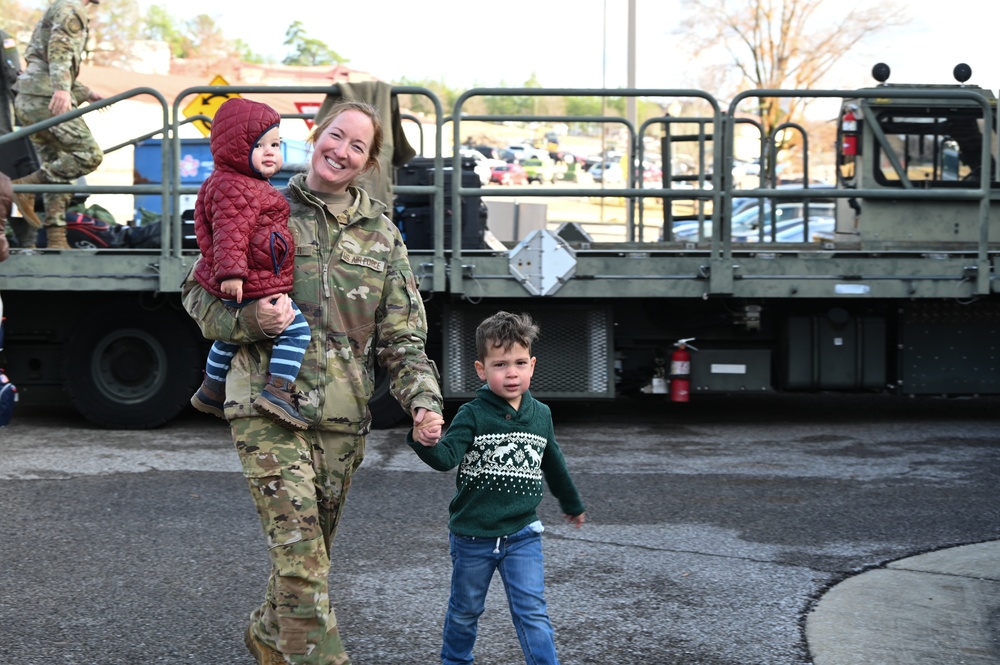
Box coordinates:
[80,60,377,116]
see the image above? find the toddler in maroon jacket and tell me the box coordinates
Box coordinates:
[190,98,311,430]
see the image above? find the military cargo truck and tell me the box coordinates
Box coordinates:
[0,68,996,429]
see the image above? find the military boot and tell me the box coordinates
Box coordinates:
[43,194,71,249]
[45,226,71,250]
[244,626,287,665]
[11,171,45,229]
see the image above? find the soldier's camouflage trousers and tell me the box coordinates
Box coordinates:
[14,92,103,226]
[232,417,366,665]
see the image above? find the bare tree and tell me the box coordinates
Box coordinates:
[679,0,906,174]
[186,14,230,61]
[88,0,144,67]
[0,0,39,41]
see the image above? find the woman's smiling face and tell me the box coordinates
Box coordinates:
[306,109,374,194]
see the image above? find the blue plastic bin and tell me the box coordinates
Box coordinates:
[134,138,311,220]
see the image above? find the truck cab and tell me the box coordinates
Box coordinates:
[834,63,998,249]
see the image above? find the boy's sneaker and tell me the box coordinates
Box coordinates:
[253,376,309,430]
[244,625,287,665]
[191,379,225,419]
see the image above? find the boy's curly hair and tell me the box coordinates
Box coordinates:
[476,311,539,360]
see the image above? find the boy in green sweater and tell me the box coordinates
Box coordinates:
[408,310,586,665]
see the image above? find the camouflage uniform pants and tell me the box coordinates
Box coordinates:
[13,92,103,227]
[232,417,366,665]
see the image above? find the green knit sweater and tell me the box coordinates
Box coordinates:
[408,386,585,537]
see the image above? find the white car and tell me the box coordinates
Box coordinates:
[459,149,493,186]
[590,161,625,184]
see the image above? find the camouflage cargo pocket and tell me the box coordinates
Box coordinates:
[232,419,320,549]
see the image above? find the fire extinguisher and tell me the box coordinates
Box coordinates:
[670,338,697,403]
[841,109,859,156]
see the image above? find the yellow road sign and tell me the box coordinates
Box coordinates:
[182,75,241,137]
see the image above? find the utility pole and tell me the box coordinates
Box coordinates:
[626,0,636,131]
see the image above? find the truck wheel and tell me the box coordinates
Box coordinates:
[368,365,407,429]
[64,307,202,429]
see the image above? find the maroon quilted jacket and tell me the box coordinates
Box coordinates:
[193,98,293,301]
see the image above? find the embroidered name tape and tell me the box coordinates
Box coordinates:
[341,251,385,272]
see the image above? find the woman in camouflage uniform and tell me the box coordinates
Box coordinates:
[182,101,444,665]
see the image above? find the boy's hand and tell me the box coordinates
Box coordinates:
[220,278,244,303]
[564,512,586,528]
[413,408,444,447]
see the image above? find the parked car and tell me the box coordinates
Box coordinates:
[520,155,556,184]
[459,149,493,185]
[673,202,834,242]
[731,202,834,242]
[772,217,836,243]
[490,162,528,186]
[472,145,502,161]
[590,161,625,184]
[642,161,663,184]
[506,144,537,162]
[730,183,834,216]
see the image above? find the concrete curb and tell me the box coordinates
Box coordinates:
[806,541,1000,664]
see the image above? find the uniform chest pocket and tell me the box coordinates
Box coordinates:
[290,254,322,306]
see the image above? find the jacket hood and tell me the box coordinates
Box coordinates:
[209,98,281,179]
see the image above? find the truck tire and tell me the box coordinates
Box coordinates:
[64,306,203,429]
[368,365,407,429]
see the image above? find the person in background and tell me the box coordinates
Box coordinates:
[0,172,10,261]
[408,310,585,665]
[182,100,445,665]
[189,97,312,431]
[0,173,16,427]
[0,28,21,135]
[11,0,103,250]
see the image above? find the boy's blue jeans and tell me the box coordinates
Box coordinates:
[442,523,559,665]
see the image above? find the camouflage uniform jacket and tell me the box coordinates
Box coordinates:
[14,0,92,103]
[183,172,443,433]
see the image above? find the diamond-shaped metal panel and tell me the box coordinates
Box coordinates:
[508,229,577,296]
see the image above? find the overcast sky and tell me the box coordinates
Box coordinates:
[65,0,1000,92]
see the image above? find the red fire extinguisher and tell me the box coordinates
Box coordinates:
[670,338,697,403]
[841,109,858,156]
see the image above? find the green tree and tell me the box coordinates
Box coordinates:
[392,76,468,117]
[483,74,551,119]
[233,38,271,64]
[282,21,347,66]
[143,4,192,58]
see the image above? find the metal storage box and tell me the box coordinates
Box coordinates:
[690,349,772,392]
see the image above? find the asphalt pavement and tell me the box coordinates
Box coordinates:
[0,393,997,664]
